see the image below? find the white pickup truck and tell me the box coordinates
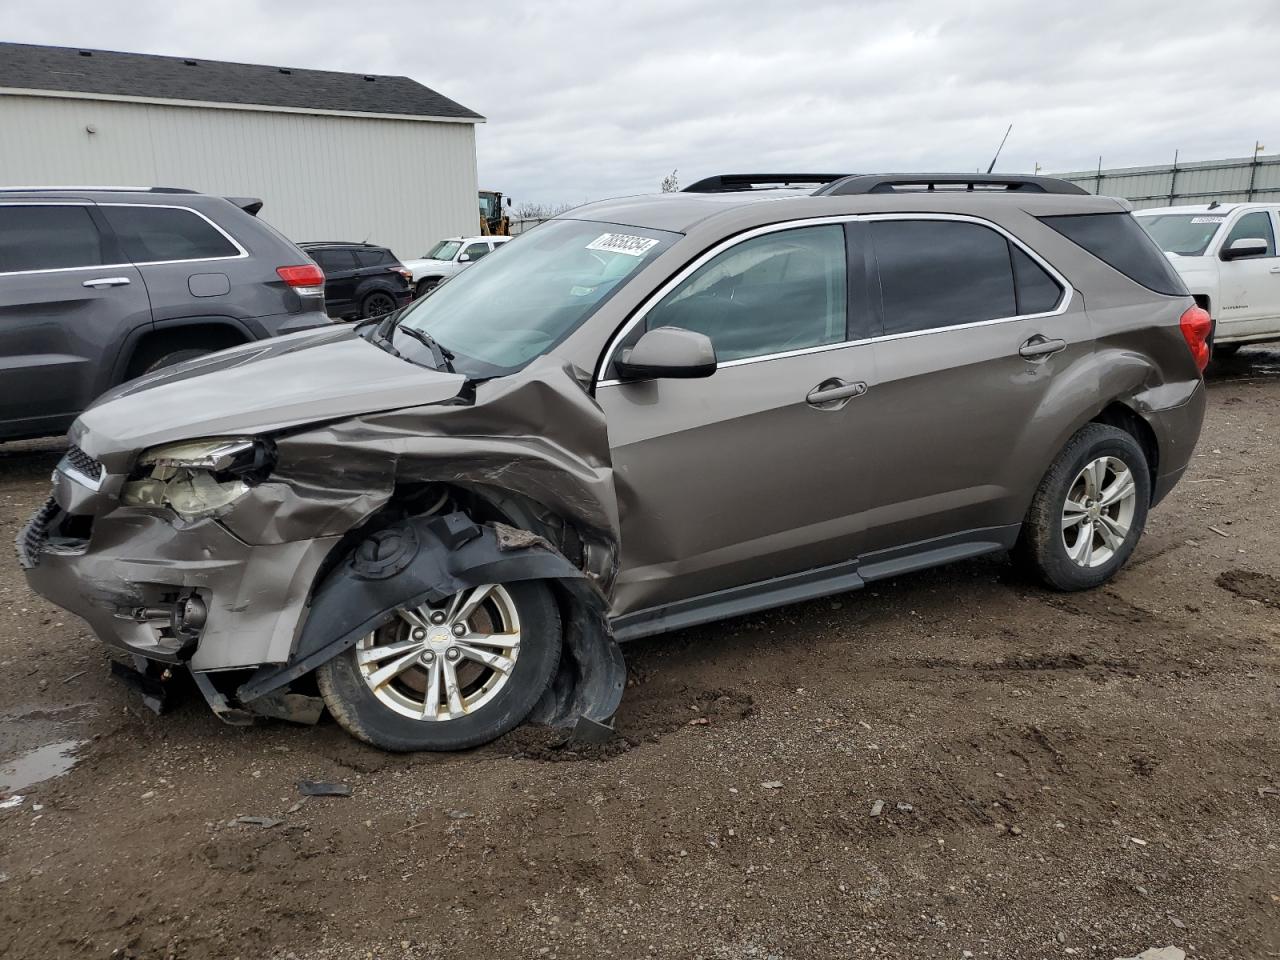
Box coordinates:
[1135,203,1280,355]
[401,236,512,298]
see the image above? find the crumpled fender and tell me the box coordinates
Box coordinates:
[236,512,625,727]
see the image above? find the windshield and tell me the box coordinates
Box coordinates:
[395,219,679,376]
[425,240,462,260]
[1137,213,1226,256]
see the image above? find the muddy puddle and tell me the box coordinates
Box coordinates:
[0,703,93,794]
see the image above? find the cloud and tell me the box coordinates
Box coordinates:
[3,0,1277,205]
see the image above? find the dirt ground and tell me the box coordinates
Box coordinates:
[1,352,1278,960]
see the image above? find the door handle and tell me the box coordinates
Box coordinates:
[1019,335,1067,359]
[1269,266,1280,274]
[82,277,132,288]
[806,378,867,409]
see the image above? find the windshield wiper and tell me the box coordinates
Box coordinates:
[393,321,456,373]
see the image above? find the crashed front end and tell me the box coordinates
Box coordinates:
[17,338,626,730]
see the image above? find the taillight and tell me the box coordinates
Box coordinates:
[276,264,325,297]
[1179,304,1212,373]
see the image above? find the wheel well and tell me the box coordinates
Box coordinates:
[124,326,249,379]
[315,481,587,586]
[1091,402,1159,487]
[1192,293,1211,315]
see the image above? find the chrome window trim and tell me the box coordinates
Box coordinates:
[0,201,247,277]
[96,202,250,266]
[595,212,1074,389]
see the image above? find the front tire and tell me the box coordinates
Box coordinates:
[316,580,561,751]
[1015,423,1151,591]
[415,278,440,298]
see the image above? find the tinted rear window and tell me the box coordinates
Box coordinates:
[355,249,394,267]
[100,205,239,263]
[0,205,104,272]
[871,219,1016,334]
[1040,213,1186,296]
[1011,247,1064,314]
[311,249,355,272]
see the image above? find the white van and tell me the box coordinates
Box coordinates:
[1135,203,1280,354]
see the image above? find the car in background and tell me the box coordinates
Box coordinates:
[299,242,414,320]
[1135,202,1280,355]
[0,186,332,442]
[402,235,511,298]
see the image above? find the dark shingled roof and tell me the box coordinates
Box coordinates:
[0,42,484,121]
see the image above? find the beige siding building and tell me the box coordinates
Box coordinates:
[0,43,484,258]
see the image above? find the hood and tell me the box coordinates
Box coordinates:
[75,324,466,463]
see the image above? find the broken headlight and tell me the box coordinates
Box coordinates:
[121,437,275,520]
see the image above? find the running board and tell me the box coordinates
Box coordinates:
[609,525,1019,643]
[610,560,864,642]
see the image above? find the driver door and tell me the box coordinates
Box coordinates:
[596,222,876,618]
[1215,210,1280,338]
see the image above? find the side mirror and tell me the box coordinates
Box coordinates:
[614,327,717,381]
[458,253,471,263]
[1222,237,1269,261]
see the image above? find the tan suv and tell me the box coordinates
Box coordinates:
[19,173,1209,751]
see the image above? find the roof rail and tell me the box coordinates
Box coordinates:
[298,240,383,247]
[815,173,1089,196]
[683,173,853,194]
[0,185,198,194]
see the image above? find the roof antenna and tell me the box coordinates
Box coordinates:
[986,123,1013,174]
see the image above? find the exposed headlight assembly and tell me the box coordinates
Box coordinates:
[121,437,275,520]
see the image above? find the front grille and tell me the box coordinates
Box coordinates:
[64,444,103,482]
[15,496,59,569]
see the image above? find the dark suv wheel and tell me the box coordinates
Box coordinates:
[1015,423,1151,591]
[315,580,562,751]
[361,290,397,319]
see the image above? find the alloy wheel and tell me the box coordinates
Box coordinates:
[355,584,521,721]
[1060,456,1137,568]
[363,293,396,317]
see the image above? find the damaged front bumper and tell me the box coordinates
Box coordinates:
[18,486,340,671]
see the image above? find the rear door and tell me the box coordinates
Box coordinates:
[857,215,1091,567]
[0,202,150,439]
[96,203,247,328]
[1213,209,1280,337]
[311,249,358,313]
[598,221,876,616]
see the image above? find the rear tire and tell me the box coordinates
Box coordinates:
[316,580,561,751]
[1014,423,1151,591]
[361,290,397,318]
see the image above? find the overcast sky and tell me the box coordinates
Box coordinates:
[4,0,1278,207]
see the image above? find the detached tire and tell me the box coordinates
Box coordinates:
[316,580,561,752]
[1015,423,1151,591]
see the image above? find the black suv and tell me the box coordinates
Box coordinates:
[0,186,333,442]
[299,242,413,320]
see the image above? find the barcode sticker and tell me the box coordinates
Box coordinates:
[1190,216,1226,223]
[586,233,660,257]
